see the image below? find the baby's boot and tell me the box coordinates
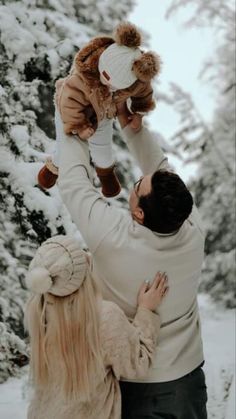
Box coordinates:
[38,157,59,189]
[95,165,121,198]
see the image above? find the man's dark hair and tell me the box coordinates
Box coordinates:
[139,170,193,234]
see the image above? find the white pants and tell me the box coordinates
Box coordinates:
[52,111,114,169]
[88,119,114,168]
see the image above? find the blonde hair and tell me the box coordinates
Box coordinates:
[25,270,105,402]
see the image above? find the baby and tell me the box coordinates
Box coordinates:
[38,22,161,197]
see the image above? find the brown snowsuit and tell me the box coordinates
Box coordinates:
[55,37,156,136]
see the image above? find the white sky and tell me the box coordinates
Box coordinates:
[128,1,216,139]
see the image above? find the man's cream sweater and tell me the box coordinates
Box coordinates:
[58,115,205,383]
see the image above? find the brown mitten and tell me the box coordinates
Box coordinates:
[38,158,59,189]
[95,165,121,198]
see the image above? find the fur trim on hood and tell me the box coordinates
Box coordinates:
[74,36,114,89]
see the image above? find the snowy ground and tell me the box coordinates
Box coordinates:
[199,295,235,419]
[0,294,235,419]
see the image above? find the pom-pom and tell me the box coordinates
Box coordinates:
[26,267,53,294]
[132,52,162,81]
[114,22,141,48]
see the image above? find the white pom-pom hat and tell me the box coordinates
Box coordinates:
[98,44,142,90]
[26,236,88,297]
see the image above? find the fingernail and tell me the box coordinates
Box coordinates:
[144,279,150,284]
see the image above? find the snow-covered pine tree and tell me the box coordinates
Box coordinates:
[0,0,136,382]
[165,0,236,307]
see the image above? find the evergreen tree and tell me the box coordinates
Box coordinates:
[0,0,135,382]
[165,0,236,307]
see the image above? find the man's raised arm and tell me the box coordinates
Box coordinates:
[57,112,123,253]
[117,103,169,175]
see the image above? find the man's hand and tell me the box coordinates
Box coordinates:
[137,272,169,311]
[79,127,95,140]
[116,103,133,129]
[116,103,143,132]
[127,113,143,133]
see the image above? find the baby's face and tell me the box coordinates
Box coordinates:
[100,72,117,92]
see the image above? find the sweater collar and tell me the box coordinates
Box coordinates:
[153,229,180,237]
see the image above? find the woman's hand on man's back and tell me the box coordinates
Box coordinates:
[137,272,169,311]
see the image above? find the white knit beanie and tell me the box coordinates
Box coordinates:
[98,43,142,90]
[26,235,88,297]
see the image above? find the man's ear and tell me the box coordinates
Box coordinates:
[132,207,144,224]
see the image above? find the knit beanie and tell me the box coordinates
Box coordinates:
[26,235,88,297]
[98,22,161,90]
[99,44,142,90]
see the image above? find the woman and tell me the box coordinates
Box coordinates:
[25,235,168,419]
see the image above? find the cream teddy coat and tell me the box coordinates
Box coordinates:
[27,302,160,419]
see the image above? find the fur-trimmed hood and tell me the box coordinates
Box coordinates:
[73,36,115,90]
[73,22,161,90]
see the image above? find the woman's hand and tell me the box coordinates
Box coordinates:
[137,272,169,311]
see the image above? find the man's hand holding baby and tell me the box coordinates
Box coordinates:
[76,127,95,140]
[127,113,143,133]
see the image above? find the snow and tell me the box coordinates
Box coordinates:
[0,294,234,419]
[0,6,36,68]
[225,375,235,419]
[0,85,7,97]
[10,125,30,149]
[46,49,60,78]
[0,375,28,419]
[200,295,235,419]
[0,2,91,73]
[58,39,75,58]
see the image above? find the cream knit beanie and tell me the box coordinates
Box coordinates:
[98,43,142,90]
[26,235,88,297]
[98,22,161,90]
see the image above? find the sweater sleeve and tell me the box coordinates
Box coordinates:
[57,114,125,253]
[101,303,160,380]
[122,124,171,175]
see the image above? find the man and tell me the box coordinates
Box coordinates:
[57,104,207,418]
